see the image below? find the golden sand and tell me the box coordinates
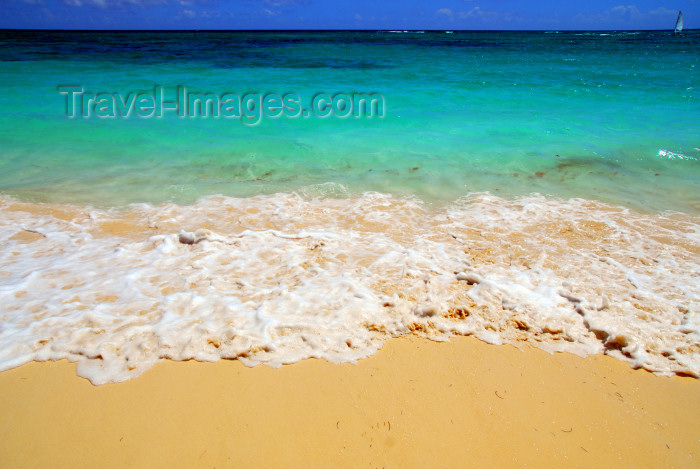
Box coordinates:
[1,336,698,468]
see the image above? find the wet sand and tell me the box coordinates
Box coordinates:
[1,335,698,467]
[3,195,700,382]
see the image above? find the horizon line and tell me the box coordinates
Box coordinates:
[0,28,696,32]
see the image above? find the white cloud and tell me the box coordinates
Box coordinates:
[610,4,641,18]
[178,9,234,19]
[575,4,666,25]
[436,8,453,17]
[459,6,481,18]
[457,6,503,22]
[650,7,676,17]
[63,0,170,7]
[262,0,308,6]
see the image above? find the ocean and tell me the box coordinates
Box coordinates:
[0,30,698,384]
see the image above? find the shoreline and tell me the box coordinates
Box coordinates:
[1,335,698,467]
[1,27,698,468]
[2,192,699,382]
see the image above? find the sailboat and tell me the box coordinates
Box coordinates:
[674,11,683,35]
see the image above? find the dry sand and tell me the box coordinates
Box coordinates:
[0,335,698,468]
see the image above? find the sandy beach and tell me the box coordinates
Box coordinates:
[1,335,698,468]
[1,20,698,469]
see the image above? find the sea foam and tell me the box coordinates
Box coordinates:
[0,191,698,384]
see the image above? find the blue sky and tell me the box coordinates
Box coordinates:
[1,0,695,30]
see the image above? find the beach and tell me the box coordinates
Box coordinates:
[0,29,698,466]
[1,335,699,467]
[1,193,699,383]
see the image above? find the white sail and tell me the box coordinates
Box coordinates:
[674,11,683,34]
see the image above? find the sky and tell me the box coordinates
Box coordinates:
[0,0,695,30]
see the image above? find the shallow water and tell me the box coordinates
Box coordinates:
[1,192,698,383]
[0,30,698,211]
[0,30,698,383]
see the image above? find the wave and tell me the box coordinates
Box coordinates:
[658,149,698,161]
[0,191,698,384]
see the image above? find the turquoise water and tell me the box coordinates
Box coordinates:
[1,30,700,382]
[0,30,698,211]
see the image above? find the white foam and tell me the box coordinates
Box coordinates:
[658,149,697,161]
[0,191,698,384]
